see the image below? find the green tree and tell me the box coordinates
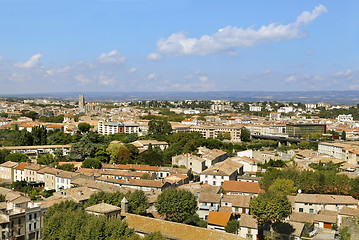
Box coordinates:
[268,178,297,196]
[216,132,224,140]
[155,188,197,223]
[31,126,47,145]
[223,132,231,140]
[0,194,5,202]
[259,168,282,191]
[94,146,110,163]
[240,127,251,142]
[82,158,102,169]
[0,149,10,164]
[58,164,75,171]
[126,190,149,215]
[339,226,351,240]
[78,123,91,133]
[225,220,240,234]
[23,111,38,120]
[37,153,55,165]
[106,142,128,164]
[5,153,29,162]
[138,146,163,166]
[143,231,167,240]
[148,119,172,136]
[341,130,346,140]
[350,177,359,199]
[140,173,154,180]
[250,192,291,230]
[43,200,135,240]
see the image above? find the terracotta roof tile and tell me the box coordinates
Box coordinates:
[222,180,262,194]
[207,211,232,226]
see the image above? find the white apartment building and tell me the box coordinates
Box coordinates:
[278,106,295,113]
[305,103,317,109]
[318,142,347,159]
[55,171,81,191]
[293,194,358,214]
[249,105,262,112]
[337,114,354,123]
[98,121,123,135]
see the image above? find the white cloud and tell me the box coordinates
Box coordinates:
[350,85,359,90]
[146,53,162,61]
[296,4,327,25]
[227,51,238,57]
[128,67,137,73]
[332,69,353,81]
[304,74,322,81]
[199,76,208,82]
[98,74,116,86]
[257,70,272,76]
[46,66,71,76]
[98,50,126,64]
[14,54,42,69]
[75,74,92,85]
[8,73,25,82]
[147,73,159,80]
[151,5,326,56]
[334,69,352,77]
[285,75,297,82]
[184,74,193,79]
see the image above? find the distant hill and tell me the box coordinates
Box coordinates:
[2,91,359,105]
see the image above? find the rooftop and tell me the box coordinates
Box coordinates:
[222,181,262,194]
[122,213,244,240]
[207,211,232,227]
[85,202,121,214]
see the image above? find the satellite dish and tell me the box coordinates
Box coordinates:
[298,189,302,193]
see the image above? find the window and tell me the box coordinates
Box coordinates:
[34,222,36,229]
[205,175,208,178]
[299,208,303,212]
[29,223,31,231]
[18,219,21,224]
[18,228,21,235]
[213,181,216,186]
[34,213,36,219]
[309,209,314,213]
[221,176,224,179]
[29,214,32,220]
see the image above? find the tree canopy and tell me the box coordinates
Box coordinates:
[155,188,197,223]
[78,123,91,133]
[5,152,29,162]
[82,158,102,169]
[148,119,172,136]
[250,192,291,226]
[43,200,136,240]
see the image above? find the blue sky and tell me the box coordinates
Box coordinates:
[0,0,358,94]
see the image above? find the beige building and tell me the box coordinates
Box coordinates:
[85,203,121,218]
[172,153,206,174]
[43,168,63,190]
[14,162,28,182]
[190,125,242,141]
[0,161,18,182]
[292,194,359,214]
[221,195,251,214]
[24,163,45,182]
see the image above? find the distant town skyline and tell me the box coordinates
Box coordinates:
[0,1,358,94]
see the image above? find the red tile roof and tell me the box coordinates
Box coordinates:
[222,180,262,194]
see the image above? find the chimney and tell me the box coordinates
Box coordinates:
[121,197,128,213]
